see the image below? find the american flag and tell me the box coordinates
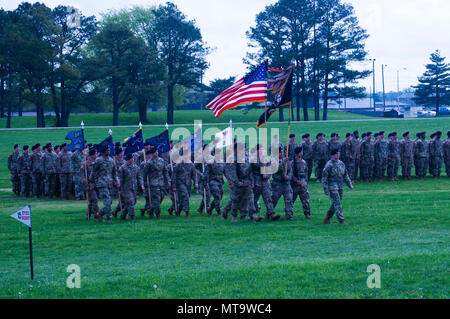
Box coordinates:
[206,60,268,118]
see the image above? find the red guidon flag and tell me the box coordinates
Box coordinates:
[206,60,268,118]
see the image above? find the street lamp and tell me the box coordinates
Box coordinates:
[382,64,387,111]
[397,67,407,109]
[370,59,376,111]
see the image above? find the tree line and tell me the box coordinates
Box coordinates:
[0,2,209,127]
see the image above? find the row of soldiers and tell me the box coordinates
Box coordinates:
[282,130,450,183]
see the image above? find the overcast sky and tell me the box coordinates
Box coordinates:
[3,0,450,93]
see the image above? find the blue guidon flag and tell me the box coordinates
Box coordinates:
[146,130,170,154]
[206,60,268,118]
[123,129,144,155]
[94,135,116,157]
[65,129,85,151]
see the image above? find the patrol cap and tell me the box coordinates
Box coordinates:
[403,132,410,138]
[125,154,133,161]
[302,134,310,139]
[330,149,339,156]
[436,131,442,137]
[295,146,303,155]
[101,145,109,153]
[366,132,372,136]
[346,133,352,138]
[379,131,385,136]
[14,144,19,149]
[289,134,296,139]
[36,143,41,147]
[54,145,60,150]
[61,143,67,148]
[388,133,393,138]
[89,149,96,156]
[23,145,29,150]
[430,133,435,139]
[361,133,367,139]
[353,130,359,136]
[374,133,379,138]
[330,133,336,138]
[116,148,123,155]
[149,148,157,154]
[115,142,121,147]
[316,133,325,138]
[32,145,37,151]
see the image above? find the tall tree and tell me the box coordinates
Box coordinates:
[152,2,209,124]
[414,50,450,115]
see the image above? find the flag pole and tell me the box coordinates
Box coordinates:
[81,121,90,221]
[28,206,34,280]
[111,129,123,214]
[166,123,178,213]
[285,102,292,176]
[199,122,207,215]
[141,122,152,209]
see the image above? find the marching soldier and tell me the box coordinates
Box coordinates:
[8,144,21,196]
[139,150,152,216]
[360,132,374,182]
[83,149,99,220]
[429,131,443,178]
[172,151,198,217]
[300,134,313,181]
[18,145,32,197]
[250,145,279,221]
[143,148,170,219]
[54,145,61,198]
[225,143,262,223]
[374,131,388,181]
[118,154,144,220]
[444,131,450,177]
[291,147,311,219]
[341,133,355,182]
[112,149,126,217]
[400,132,414,180]
[41,144,58,198]
[312,133,328,183]
[271,146,294,221]
[387,133,401,181]
[30,144,43,198]
[71,148,85,200]
[57,143,73,200]
[90,146,119,222]
[196,144,212,214]
[414,132,428,179]
[322,149,354,225]
[205,148,225,216]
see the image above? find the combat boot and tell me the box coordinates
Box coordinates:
[222,210,228,220]
[231,216,238,223]
[217,209,222,216]
[168,207,174,216]
[305,214,311,220]
[96,214,104,222]
[271,214,281,221]
[148,208,154,219]
[339,220,349,225]
[120,213,127,220]
[113,208,119,218]
[197,207,203,214]
[323,218,331,224]
[106,216,113,223]
[130,215,135,221]
[140,208,146,217]
[207,207,213,216]
[186,211,190,218]
[251,214,263,222]
[176,209,181,217]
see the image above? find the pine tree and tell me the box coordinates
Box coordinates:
[414,50,450,115]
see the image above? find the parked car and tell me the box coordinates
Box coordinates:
[439,107,450,115]
[417,110,436,117]
[383,109,404,118]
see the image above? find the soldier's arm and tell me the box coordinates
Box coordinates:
[286,161,293,181]
[321,164,330,194]
[344,166,353,189]
[137,166,144,189]
[163,162,170,186]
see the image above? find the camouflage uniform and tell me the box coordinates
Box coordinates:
[414,139,428,178]
[300,140,314,181]
[205,161,225,215]
[328,140,341,159]
[341,139,355,182]
[312,140,329,182]
[291,157,311,217]
[225,158,254,219]
[41,150,58,197]
[284,141,298,162]
[429,138,443,177]
[118,161,143,219]
[196,163,211,213]
[400,139,414,179]
[322,159,353,222]
[172,161,197,214]
[82,157,98,218]
[112,156,126,214]
[18,152,32,197]
[271,159,294,219]
[57,150,73,199]
[71,151,85,199]
[374,139,388,180]
[30,150,42,197]
[387,139,401,180]
[250,159,274,218]
[444,137,450,177]
[144,157,169,216]
[351,138,362,181]
[359,139,374,181]
[160,152,177,213]
[90,155,118,219]
[8,151,21,195]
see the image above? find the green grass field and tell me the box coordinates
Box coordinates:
[0,109,370,128]
[0,113,449,299]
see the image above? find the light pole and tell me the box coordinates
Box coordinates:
[397,67,407,110]
[382,64,387,112]
[370,58,376,111]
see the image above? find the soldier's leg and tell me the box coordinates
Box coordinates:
[314,161,321,181]
[300,184,311,217]
[209,183,221,214]
[150,186,162,217]
[307,159,313,181]
[445,159,450,177]
[270,183,282,218]
[283,184,294,219]
[98,187,113,219]
[230,187,241,219]
[245,188,256,218]
[20,174,27,196]
[326,190,344,222]
[88,190,99,218]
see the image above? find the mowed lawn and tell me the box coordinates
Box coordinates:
[0,115,449,299]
